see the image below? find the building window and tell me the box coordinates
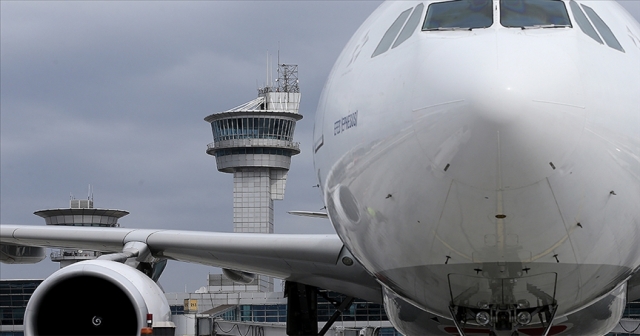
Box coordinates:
[0,280,43,326]
[317,292,388,323]
[214,147,293,158]
[211,118,296,142]
[623,300,640,318]
[170,305,184,315]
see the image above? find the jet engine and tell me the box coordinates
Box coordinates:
[24,259,174,336]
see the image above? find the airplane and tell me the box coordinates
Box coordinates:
[2,0,640,335]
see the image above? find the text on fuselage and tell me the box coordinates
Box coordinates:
[334,111,358,136]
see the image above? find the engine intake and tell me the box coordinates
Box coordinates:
[25,260,173,336]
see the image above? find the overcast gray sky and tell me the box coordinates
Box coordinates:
[2,1,640,293]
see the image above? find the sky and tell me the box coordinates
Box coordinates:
[2,1,640,293]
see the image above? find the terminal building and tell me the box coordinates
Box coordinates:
[164,274,400,336]
[0,280,43,336]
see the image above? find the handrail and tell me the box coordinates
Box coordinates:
[207,140,300,151]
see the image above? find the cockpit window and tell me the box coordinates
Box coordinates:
[422,0,493,31]
[569,0,603,44]
[393,4,425,49]
[500,0,571,28]
[372,8,413,57]
[580,4,625,52]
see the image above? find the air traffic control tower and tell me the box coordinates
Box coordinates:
[205,64,302,292]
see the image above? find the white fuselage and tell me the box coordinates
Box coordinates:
[314,0,640,323]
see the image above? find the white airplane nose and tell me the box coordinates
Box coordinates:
[412,31,586,190]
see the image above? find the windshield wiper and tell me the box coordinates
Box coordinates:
[424,27,473,31]
[520,24,571,30]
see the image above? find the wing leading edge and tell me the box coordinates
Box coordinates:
[0,224,381,302]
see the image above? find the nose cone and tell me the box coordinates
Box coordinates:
[412,31,586,190]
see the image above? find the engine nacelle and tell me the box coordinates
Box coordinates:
[25,259,174,336]
[222,268,255,284]
[0,244,46,264]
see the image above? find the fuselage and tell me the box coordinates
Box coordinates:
[313,0,640,330]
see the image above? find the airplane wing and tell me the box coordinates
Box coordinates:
[0,224,381,302]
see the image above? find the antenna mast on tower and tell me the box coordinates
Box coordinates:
[276,64,299,93]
